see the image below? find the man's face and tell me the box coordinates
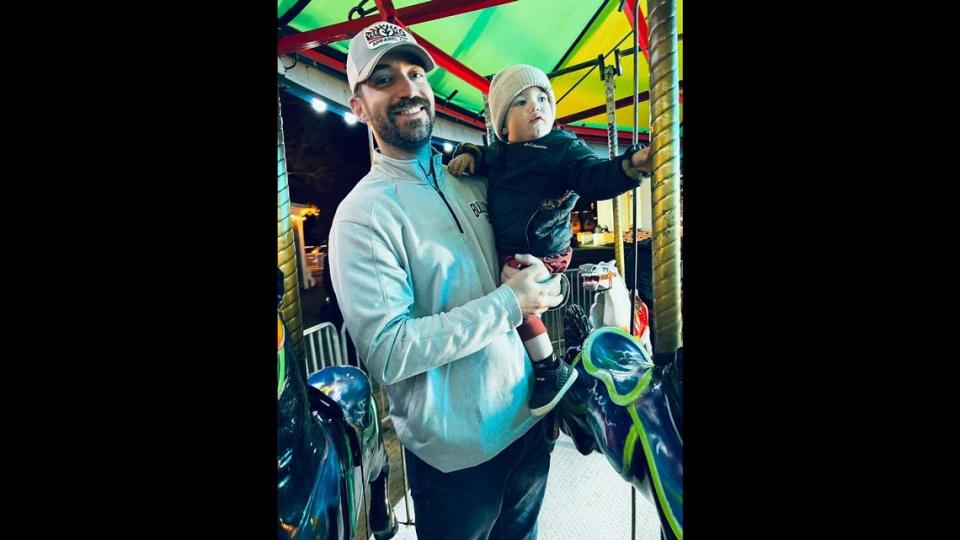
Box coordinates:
[350,51,436,156]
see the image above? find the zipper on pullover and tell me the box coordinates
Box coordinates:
[421,161,464,234]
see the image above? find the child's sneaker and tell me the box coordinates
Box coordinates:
[529,357,578,416]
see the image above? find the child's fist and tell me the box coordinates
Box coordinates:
[448,154,476,176]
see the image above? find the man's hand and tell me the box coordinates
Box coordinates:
[448,154,476,176]
[503,254,563,319]
[501,261,522,284]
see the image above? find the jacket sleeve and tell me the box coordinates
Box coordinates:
[453,142,489,176]
[328,213,523,386]
[558,136,649,201]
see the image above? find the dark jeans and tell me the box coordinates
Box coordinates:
[405,417,557,540]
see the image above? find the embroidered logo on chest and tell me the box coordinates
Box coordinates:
[468,200,490,223]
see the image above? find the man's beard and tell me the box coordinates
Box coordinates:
[368,97,434,151]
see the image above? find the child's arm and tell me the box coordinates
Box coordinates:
[559,136,652,200]
[622,145,652,177]
[449,142,487,176]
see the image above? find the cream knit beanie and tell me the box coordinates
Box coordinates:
[487,64,556,142]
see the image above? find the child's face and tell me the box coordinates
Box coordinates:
[504,86,554,143]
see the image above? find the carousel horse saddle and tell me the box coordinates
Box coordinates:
[307,366,374,434]
[580,327,655,406]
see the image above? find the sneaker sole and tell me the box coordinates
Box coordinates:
[372,512,399,540]
[530,368,579,417]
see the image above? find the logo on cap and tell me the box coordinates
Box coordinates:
[364,23,411,50]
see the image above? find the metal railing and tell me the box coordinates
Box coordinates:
[302,321,348,373]
[542,268,597,356]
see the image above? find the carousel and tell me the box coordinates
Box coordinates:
[276,1,682,538]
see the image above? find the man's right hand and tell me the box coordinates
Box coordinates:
[504,254,563,319]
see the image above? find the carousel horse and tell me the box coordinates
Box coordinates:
[557,266,683,540]
[578,260,653,355]
[277,270,397,540]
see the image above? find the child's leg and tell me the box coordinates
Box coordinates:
[517,315,553,363]
[501,250,577,416]
[501,250,572,364]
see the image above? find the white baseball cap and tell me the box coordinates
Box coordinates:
[347,22,436,93]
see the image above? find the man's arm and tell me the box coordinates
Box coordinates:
[329,219,561,386]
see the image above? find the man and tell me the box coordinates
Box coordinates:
[328,21,564,540]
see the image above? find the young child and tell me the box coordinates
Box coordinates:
[448,64,652,415]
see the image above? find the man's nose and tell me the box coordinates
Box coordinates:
[397,75,423,99]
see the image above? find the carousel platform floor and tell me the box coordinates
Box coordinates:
[366,431,662,540]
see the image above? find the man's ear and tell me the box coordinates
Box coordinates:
[349,94,368,124]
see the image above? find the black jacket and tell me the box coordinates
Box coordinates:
[457,129,647,257]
